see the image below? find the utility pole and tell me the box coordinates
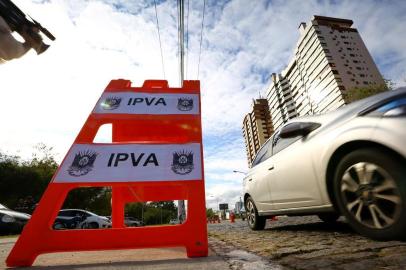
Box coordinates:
[177,0,186,223]
[178,0,185,86]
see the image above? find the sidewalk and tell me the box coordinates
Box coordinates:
[0,237,229,269]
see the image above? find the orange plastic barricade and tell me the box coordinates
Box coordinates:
[6,79,208,267]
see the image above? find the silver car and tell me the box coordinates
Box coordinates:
[243,87,406,240]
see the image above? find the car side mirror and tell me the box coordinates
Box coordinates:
[279,122,321,139]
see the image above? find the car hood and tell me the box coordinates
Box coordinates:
[0,209,31,220]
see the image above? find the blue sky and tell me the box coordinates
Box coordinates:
[1,0,405,209]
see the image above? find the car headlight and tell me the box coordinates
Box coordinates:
[367,97,406,117]
[2,214,16,223]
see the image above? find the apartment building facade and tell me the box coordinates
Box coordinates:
[242,99,274,167]
[266,15,385,131]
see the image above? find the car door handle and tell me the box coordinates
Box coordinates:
[268,165,274,171]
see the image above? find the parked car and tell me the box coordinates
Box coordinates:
[53,209,111,229]
[125,217,143,227]
[0,203,31,235]
[244,87,406,240]
[169,219,179,225]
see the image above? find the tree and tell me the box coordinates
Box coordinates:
[125,201,178,225]
[206,208,215,218]
[342,85,386,103]
[62,187,112,216]
[342,79,394,104]
[0,144,112,216]
[0,144,57,212]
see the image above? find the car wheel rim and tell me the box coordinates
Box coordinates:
[340,162,402,229]
[247,200,255,226]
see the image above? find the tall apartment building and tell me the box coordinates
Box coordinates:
[266,15,385,131]
[242,99,274,167]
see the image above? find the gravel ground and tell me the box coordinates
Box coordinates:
[208,216,406,270]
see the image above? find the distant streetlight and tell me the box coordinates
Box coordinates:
[233,170,246,175]
[208,194,220,211]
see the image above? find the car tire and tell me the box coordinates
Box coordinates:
[318,212,340,223]
[89,222,99,229]
[333,148,406,240]
[245,197,266,230]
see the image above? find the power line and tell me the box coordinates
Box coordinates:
[153,0,166,79]
[197,0,206,80]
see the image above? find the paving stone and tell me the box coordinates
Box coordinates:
[208,216,406,270]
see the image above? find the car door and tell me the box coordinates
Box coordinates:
[244,137,275,213]
[268,129,323,210]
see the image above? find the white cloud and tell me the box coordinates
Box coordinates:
[205,183,243,211]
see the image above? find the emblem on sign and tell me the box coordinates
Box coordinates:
[171,151,194,175]
[101,96,122,110]
[177,98,194,111]
[68,150,98,177]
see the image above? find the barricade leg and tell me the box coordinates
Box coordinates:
[184,185,208,258]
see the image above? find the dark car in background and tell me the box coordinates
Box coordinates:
[0,203,31,235]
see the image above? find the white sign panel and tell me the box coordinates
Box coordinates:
[54,143,202,183]
[93,92,199,115]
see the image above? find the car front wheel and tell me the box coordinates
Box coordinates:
[245,197,266,230]
[334,148,406,240]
